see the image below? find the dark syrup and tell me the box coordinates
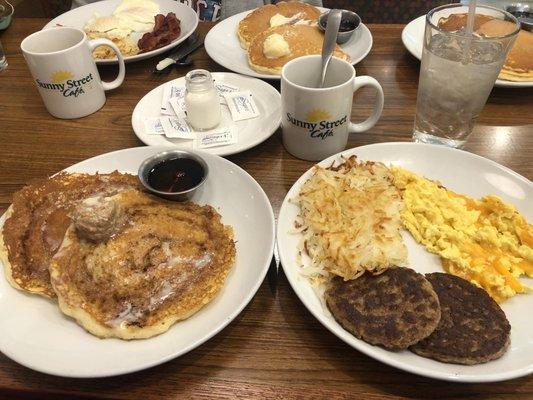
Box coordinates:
[339,19,356,32]
[147,157,204,193]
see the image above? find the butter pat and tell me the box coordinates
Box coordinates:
[269,12,305,27]
[263,33,291,59]
[270,13,293,27]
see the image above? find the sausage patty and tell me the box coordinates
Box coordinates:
[325,267,441,350]
[410,273,511,364]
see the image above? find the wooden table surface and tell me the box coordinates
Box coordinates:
[0,18,532,400]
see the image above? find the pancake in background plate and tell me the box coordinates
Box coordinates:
[0,172,140,298]
[237,1,321,49]
[476,20,533,82]
[248,24,350,75]
[437,13,532,82]
[49,189,236,339]
[437,13,493,32]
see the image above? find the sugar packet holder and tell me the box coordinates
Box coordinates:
[223,90,260,121]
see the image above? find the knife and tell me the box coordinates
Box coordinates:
[154,32,204,73]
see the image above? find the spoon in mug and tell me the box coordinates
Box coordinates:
[319,9,342,88]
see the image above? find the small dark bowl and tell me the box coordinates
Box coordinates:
[318,10,361,44]
[506,4,533,32]
[138,149,209,202]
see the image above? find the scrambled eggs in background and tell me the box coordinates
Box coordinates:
[392,167,533,302]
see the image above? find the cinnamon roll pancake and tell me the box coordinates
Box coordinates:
[237,1,321,49]
[0,172,140,298]
[49,189,236,339]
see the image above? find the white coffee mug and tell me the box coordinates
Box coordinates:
[21,27,125,119]
[281,55,384,161]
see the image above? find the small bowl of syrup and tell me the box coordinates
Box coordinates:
[318,10,361,44]
[138,150,209,201]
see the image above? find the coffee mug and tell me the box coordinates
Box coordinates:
[281,55,384,161]
[21,27,125,119]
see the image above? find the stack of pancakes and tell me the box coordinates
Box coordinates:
[438,14,533,82]
[237,1,350,74]
[0,173,235,339]
[476,19,533,82]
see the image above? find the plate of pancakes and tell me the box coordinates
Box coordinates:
[277,142,533,382]
[44,0,199,64]
[205,1,373,79]
[0,146,275,377]
[402,13,533,87]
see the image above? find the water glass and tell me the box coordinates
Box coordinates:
[413,4,519,148]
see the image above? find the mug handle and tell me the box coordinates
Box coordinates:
[349,76,384,133]
[88,38,126,91]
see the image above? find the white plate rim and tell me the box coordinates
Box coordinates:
[204,8,373,80]
[43,0,199,65]
[401,15,533,88]
[276,141,533,383]
[0,146,275,378]
[131,72,281,156]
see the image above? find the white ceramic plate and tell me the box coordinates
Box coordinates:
[402,15,532,88]
[0,146,275,378]
[205,8,373,80]
[132,73,281,156]
[44,0,198,65]
[277,142,533,382]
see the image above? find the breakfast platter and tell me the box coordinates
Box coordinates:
[43,0,198,64]
[0,146,275,377]
[205,8,373,80]
[131,72,281,156]
[402,15,533,88]
[277,142,533,382]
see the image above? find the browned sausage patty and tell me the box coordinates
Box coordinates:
[410,273,511,365]
[325,267,441,350]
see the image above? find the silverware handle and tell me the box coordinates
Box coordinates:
[320,9,342,87]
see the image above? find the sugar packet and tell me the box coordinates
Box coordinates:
[169,96,187,119]
[196,126,237,149]
[160,117,195,139]
[144,117,166,135]
[223,90,260,121]
[214,82,239,104]
[161,85,186,115]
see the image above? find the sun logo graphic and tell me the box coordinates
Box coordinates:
[305,109,331,122]
[51,70,74,84]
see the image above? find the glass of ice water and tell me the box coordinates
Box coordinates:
[413,3,520,148]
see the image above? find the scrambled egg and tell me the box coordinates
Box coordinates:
[392,167,533,302]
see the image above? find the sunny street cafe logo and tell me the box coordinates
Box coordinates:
[36,70,94,98]
[286,109,347,139]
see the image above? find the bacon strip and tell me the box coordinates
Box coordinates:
[138,13,181,53]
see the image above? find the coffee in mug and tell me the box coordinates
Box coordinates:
[281,55,384,161]
[21,27,125,119]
